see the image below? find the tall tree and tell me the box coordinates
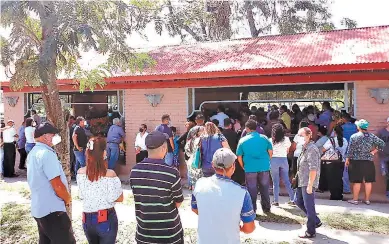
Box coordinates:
[1,0,155,216]
[156,0,356,41]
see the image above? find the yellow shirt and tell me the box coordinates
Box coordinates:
[281,112,291,130]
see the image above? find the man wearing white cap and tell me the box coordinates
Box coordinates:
[377,117,389,199]
[1,120,19,177]
[191,148,256,243]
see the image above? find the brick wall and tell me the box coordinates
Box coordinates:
[355,80,389,195]
[117,88,188,179]
[4,92,25,128]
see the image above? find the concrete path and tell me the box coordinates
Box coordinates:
[2,178,389,244]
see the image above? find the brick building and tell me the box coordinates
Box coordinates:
[2,26,389,197]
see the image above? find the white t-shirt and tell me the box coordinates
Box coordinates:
[2,127,17,143]
[134,132,149,151]
[323,137,348,161]
[77,174,123,212]
[272,137,291,158]
[210,112,229,128]
[293,134,305,157]
[25,126,36,144]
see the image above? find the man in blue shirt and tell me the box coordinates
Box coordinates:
[341,113,358,194]
[315,101,333,128]
[192,148,255,243]
[27,122,75,244]
[237,120,273,213]
[107,118,125,169]
[155,114,175,166]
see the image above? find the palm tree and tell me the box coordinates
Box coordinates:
[1,0,156,216]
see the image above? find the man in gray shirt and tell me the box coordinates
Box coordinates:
[377,117,389,198]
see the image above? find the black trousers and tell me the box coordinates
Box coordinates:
[325,162,344,200]
[69,145,76,177]
[136,150,148,163]
[231,160,246,186]
[3,143,16,177]
[318,162,329,191]
[34,211,76,244]
[17,148,27,169]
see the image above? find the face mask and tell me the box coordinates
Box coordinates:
[32,122,37,127]
[84,121,88,126]
[52,134,62,146]
[108,113,113,117]
[139,128,144,133]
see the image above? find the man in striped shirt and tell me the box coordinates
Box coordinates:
[130,131,184,244]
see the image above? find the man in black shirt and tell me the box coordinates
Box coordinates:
[68,116,76,178]
[72,117,88,176]
[222,118,245,186]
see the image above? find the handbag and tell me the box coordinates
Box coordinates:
[321,138,342,162]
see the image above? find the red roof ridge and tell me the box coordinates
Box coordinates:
[133,25,389,51]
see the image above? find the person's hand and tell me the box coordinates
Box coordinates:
[370,149,378,156]
[77,147,82,152]
[345,159,350,167]
[306,185,313,194]
[135,147,140,154]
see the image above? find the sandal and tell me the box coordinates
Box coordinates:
[363,200,371,205]
[299,232,316,239]
[347,200,359,205]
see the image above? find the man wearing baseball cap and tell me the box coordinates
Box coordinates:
[191,148,256,243]
[130,131,184,244]
[377,117,389,199]
[27,122,75,243]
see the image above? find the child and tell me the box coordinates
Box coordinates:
[170,127,180,169]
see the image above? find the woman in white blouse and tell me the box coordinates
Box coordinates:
[24,118,36,154]
[77,137,123,244]
[270,123,295,206]
[135,124,148,163]
[322,125,348,200]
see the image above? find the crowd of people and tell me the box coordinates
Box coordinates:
[0,101,388,243]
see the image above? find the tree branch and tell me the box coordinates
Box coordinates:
[245,1,259,37]
[15,20,42,47]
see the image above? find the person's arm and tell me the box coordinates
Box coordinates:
[345,136,355,166]
[327,121,335,136]
[43,153,71,205]
[169,137,175,151]
[119,127,126,143]
[171,173,184,208]
[268,149,273,159]
[306,147,320,194]
[50,177,71,205]
[72,129,81,151]
[106,170,124,203]
[240,191,256,234]
[237,142,244,168]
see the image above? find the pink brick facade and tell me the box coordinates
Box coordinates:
[3,92,25,128]
[355,80,389,195]
[117,88,188,178]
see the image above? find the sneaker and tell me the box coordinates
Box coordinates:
[343,192,352,195]
[363,200,371,205]
[287,201,296,206]
[316,222,323,228]
[271,202,279,207]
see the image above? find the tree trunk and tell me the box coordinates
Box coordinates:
[245,1,259,37]
[39,2,72,218]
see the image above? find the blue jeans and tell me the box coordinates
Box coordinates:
[343,165,351,193]
[25,143,36,154]
[74,149,86,176]
[107,143,119,170]
[270,157,295,203]
[245,171,271,212]
[164,152,174,166]
[294,187,321,235]
[83,210,118,244]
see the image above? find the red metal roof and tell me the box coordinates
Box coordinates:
[133,25,389,77]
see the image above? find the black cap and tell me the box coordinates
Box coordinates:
[34,122,61,138]
[145,131,169,149]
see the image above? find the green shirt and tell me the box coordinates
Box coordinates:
[237,132,273,173]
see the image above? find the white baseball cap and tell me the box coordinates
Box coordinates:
[387,117,389,123]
